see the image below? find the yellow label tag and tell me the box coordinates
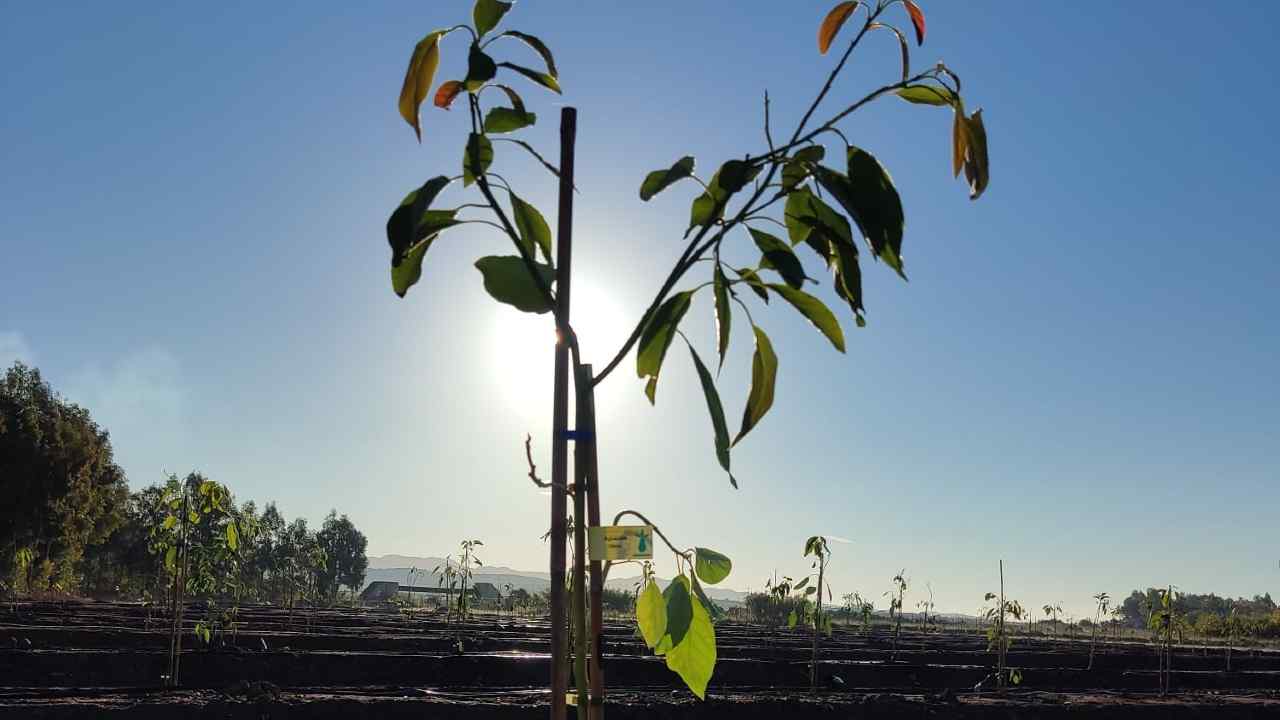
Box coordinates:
[588,525,654,561]
[566,692,578,707]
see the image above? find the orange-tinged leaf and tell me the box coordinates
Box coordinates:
[904,0,926,45]
[434,80,464,110]
[399,31,445,141]
[951,104,968,178]
[818,1,860,55]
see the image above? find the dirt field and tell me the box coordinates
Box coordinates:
[2,600,1277,718]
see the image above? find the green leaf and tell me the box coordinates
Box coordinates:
[464,45,498,91]
[644,376,658,405]
[640,156,695,201]
[474,255,554,313]
[462,133,494,186]
[164,546,177,572]
[962,109,990,200]
[812,214,864,322]
[794,577,809,591]
[896,84,956,106]
[483,106,536,133]
[749,228,805,289]
[498,62,561,94]
[665,584,717,699]
[472,0,512,37]
[635,291,694,396]
[784,187,851,261]
[509,192,553,262]
[663,575,694,648]
[782,145,825,191]
[787,609,798,628]
[161,515,177,531]
[733,325,777,447]
[688,161,760,234]
[637,579,667,649]
[686,340,735,488]
[225,522,239,552]
[495,31,559,78]
[392,235,436,298]
[732,267,770,304]
[713,266,731,367]
[815,150,906,278]
[766,285,844,352]
[694,548,732,585]
[387,176,452,266]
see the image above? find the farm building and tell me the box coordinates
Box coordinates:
[358,580,504,605]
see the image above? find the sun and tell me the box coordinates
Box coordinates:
[487,278,629,421]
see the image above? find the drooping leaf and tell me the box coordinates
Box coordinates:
[749,228,805,289]
[472,0,513,38]
[495,31,559,78]
[718,160,757,194]
[878,23,911,82]
[474,255,554,313]
[794,577,810,591]
[962,109,989,200]
[398,30,446,141]
[733,267,770,304]
[948,98,966,178]
[164,546,177,572]
[644,376,658,405]
[226,522,239,551]
[814,151,906,279]
[640,156,695,201]
[664,588,717,699]
[465,46,498,91]
[896,84,956,106]
[694,548,733,585]
[161,515,177,531]
[510,192,553,262]
[904,0,926,45]
[787,609,798,628]
[785,187,851,261]
[766,284,845,352]
[713,266,731,367]
[733,325,777,446]
[686,340,734,488]
[484,106,536,133]
[636,291,693,393]
[663,575,694,648]
[818,1,861,55]
[637,579,667,649]
[462,133,494,186]
[434,80,465,109]
[387,175,451,265]
[498,62,561,94]
[827,232,865,321]
[392,238,433,298]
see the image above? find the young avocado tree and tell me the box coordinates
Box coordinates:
[885,571,908,661]
[982,560,1024,692]
[1088,592,1110,670]
[843,592,875,634]
[382,0,989,712]
[795,536,832,694]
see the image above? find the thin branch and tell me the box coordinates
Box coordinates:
[524,433,564,489]
[763,90,775,153]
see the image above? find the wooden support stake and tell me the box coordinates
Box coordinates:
[549,105,577,720]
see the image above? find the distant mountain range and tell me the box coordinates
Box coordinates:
[364,554,749,605]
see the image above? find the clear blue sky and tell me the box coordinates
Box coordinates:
[2,1,1277,619]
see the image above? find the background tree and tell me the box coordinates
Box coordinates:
[0,361,128,591]
[315,510,370,602]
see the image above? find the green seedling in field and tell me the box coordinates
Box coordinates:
[885,571,908,661]
[1042,602,1063,638]
[982,561,1023,692]
[1149,586,1188,695]
[917,583,936,633]
[381,0,989,710]
[1089,592,1110,670]
[787,536,833,693]
[843,592,875,634]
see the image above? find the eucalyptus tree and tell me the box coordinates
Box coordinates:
[381,0,989,710]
